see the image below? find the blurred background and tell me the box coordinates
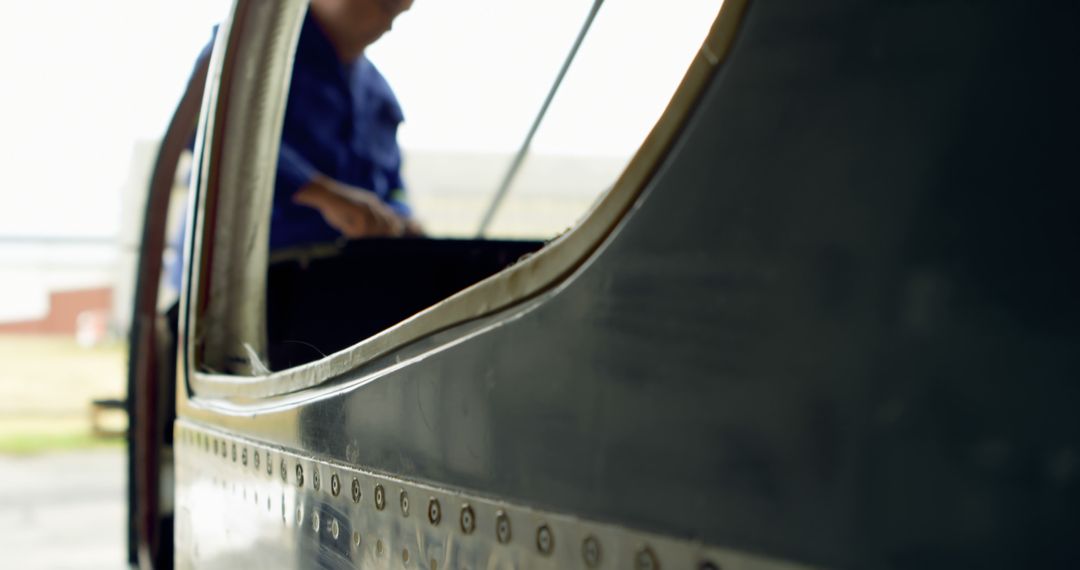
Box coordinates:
[0,2,231,568]
[0,0,715,567]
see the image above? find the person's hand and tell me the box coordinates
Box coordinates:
[293,176,406,238]
[403,218,425,237]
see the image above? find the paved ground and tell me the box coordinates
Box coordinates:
[0,449,127,569]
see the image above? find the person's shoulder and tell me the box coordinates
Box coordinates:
[357,59,395,95]
[358,58,403,118]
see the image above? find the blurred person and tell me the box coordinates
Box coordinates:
[167,0,419,291]
[275,0,422,247]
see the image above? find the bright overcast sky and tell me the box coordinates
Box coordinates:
[372,0,719,155]
[0,1,230,240]
[0,0,718,240]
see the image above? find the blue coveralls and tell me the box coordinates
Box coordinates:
[271,10,411,250]
[169,10,409,289]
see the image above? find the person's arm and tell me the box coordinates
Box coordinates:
[294,175,406,237]
[386,191,424,237]
[276,142,318,204]
[384,162,424,236]
[279,143,405,237]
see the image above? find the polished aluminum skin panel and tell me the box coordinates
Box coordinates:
[177,423,818,570]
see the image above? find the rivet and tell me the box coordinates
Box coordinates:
[376,539,384,555]
[460,504,476,535]
[213,439,219,454]
[351,478,361,503]
[402,548,410,564]
[267,454,273,476]
[281,459,287,482]
[296,507,304,525]
[495,511,511,544]
[231,443,236,462]
[221,441,227,458]
[582,535,602,567]
[253,451,260,469]
[428,498,441,525]
[374,484,386,510]
[267,497,271,512]
[400,490,410,516]
[536,524,554,556]
[312,511,320,532]
[241,448,248,466]
[330,517,340,540]
[352,531,361,547]
[330,473,341,497]
[313,469,321,492]
[295,464,304,487]
[635,546,660,570]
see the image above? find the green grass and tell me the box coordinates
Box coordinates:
[0,431,124,455]
[0,334,128,455]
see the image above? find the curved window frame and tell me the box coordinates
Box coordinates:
[182,0,750,400]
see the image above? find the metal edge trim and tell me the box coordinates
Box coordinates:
[186,0,752,400]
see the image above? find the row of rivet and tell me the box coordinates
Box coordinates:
[179,427,721,570]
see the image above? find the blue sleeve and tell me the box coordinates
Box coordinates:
[277,142,318,200]
[385,169,412,218]
[387,199,413,219]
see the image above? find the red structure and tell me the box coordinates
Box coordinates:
[0,287,113,336]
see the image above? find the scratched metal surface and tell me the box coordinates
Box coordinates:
[176,0,1080,568]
